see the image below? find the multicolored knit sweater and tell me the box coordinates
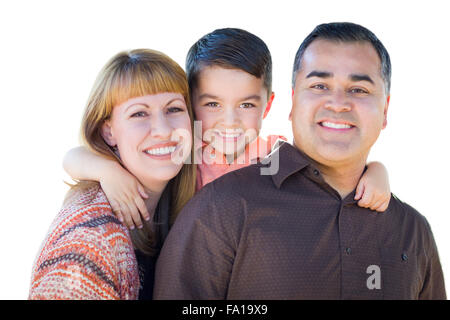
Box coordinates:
[29,185,139,300]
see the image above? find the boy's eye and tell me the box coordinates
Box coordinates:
[205,102,220,108]
[240,103,256,109]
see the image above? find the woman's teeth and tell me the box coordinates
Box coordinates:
[145,146,177,155]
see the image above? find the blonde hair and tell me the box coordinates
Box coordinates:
[67,49,196,255]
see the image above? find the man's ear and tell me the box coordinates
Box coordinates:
[382,95,390,129]
[288,89,295,121]
[263,92,275,119]
[101,120,117,147]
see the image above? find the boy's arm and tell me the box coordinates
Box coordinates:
[63,146,117,182]
[63,146,150,228]
[355,161,391,212]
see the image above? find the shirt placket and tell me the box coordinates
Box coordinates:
[338,203,356,299]
[339,202,384,299]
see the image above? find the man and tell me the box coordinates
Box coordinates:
[153,22,446,299]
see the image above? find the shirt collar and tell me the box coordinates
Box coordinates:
[198,136,269,166]
[267,141,311,189]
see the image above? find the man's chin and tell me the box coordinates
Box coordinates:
[297,141,358,164]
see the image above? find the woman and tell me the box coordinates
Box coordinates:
[28,49,196,300]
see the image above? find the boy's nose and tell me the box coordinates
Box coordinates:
[222,106,238,126]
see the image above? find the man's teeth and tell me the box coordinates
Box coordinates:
[321,121,352,129]
[145,146,176,155]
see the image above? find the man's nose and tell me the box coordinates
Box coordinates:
[150,112,172,138]
[324,90,352,112]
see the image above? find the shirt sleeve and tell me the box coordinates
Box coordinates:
[29,226,135,300]
[418,219,447,300]
[153,181,242,299]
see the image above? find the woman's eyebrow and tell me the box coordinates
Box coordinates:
[165,98,185,106]
[125,103,149,112]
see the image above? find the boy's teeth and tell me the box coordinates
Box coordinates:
[218,131,242,138]
[321,121,352,129]
[145,146,176,155]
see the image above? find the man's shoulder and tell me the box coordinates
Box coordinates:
[386,193,434,239]
[389,194,429,224]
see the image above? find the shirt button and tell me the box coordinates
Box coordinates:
[345,247,352,255]
[401,253,408,261]
[313,169,320,176]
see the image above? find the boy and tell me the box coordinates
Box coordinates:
[63,28,390,229]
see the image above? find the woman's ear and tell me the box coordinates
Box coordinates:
[101,120,117,147]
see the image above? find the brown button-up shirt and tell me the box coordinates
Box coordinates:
[154,142,446,299]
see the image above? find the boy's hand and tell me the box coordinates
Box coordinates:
[355,161,391,212]
[100,163,150,229]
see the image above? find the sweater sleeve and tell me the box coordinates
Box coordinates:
[29,226,137,300]
[29,189,139,300]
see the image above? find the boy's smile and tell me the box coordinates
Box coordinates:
[192,66,272,159]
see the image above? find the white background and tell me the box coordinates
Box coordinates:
[1,0,449,299]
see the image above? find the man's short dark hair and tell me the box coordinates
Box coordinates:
[186,28,272,97]
[292,22,391,94]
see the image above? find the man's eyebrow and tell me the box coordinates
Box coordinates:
[306,71,333,79]
[350,74,374,84]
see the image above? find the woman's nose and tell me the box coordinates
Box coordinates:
[150,112,172,139]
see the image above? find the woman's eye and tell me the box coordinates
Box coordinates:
[131,111,148,117]
[167,107,185,113]
[240,103,255,109]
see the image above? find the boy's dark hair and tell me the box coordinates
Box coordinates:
[186,28,272,97]
[292,22,391,94]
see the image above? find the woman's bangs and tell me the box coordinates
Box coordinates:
[108,62,187,107]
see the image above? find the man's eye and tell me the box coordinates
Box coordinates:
[205,102,220,108]
[349,88,368,94]
[131,111,148,117]
[240,103,255,109]
[311,84,328,90]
